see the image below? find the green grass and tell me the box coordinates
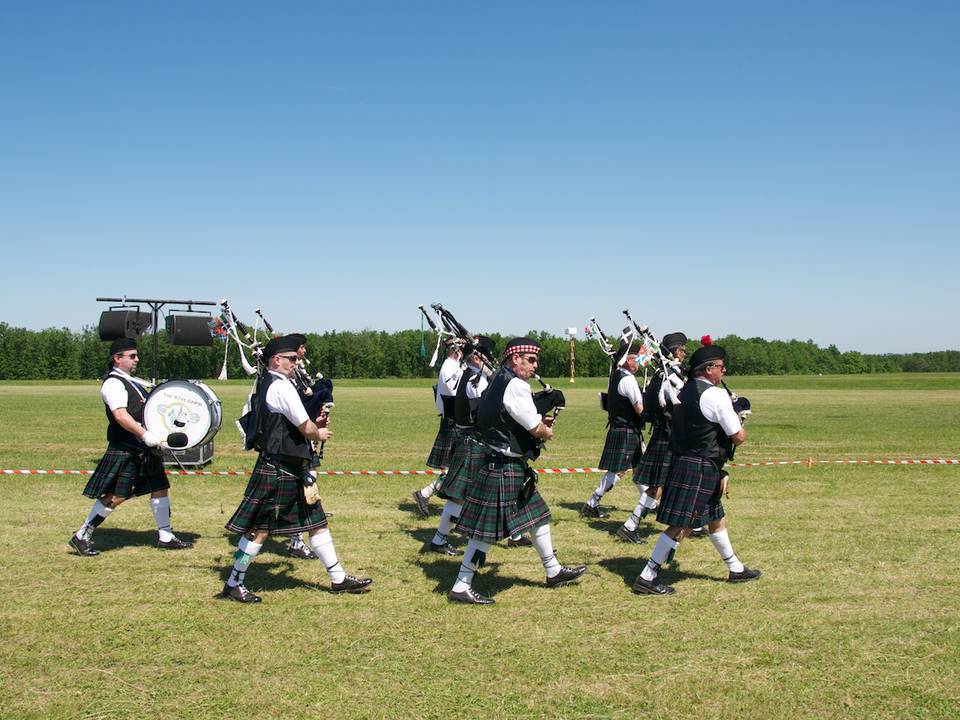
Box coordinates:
[1,375,958,719]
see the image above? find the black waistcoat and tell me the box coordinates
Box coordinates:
[478,366,539,460]
[453,368,483,427]
[104,372,147,447]
[670,378,726,461]
[257,373,313,462]
[607,368,640,429]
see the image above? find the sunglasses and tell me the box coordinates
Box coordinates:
[277,354,299,362]
[523,355,539,363]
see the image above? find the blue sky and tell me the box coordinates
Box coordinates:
[1,2,957,353]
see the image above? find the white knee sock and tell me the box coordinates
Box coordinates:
[624,499,645,531]
[530,524,562,578]
[227,537,262,587]
[78,500,113,539]
[641,533,678,581]
[588,471,619,507]
[708,529,745,572]
[289,534,305,550]
[419,475,443,498]
[432,500,462,546]
[452,537,492,592]
[309,530,346,583]
[150,496,174,542]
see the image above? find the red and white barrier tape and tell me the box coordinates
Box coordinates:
[2,458,958,477]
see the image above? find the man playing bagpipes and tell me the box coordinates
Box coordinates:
[412,338,464,516]
[448,338,586,605]
[580,338,646,521]
[632,343,760,595]
[424,336,495,555]
[220,335,371,603]
[616,332,688,544]
[284,333,335,560]
[69,338,192,556]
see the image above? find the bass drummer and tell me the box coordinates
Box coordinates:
[68,338,193,556]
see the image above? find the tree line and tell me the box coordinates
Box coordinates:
[0,322,957,380]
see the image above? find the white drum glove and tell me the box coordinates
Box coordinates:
[141,430,161,448]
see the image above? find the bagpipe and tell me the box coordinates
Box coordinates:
[621,309,687,411]
[419,302,565,421]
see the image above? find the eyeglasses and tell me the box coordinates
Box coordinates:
[122,353,138,359]
[708,363,726,372]
[523,355,539,364]
[277,354,299,362]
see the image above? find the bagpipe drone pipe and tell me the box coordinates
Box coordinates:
[420,302,566,432]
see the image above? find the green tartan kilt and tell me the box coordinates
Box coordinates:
[633,425,673,489]
[82,445,169,499]
[597,424,641,473]
[455,453,551,542]
[225,456,328,536]
[437,431,485,503]
[426,418,457,469]
[656,454,725,528]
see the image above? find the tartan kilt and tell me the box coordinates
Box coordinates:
[656,455,725,528]
[426,418,457,469]
[633,425,673,490]
[437,430,485,503]
[597,424,641,473]
[455,453,551,542]
[82,445,169,499]
[225,456,328,536]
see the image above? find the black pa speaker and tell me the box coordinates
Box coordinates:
[98,310,152,340]
[166,313,213,346]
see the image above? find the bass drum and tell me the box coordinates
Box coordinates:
[143,380,222,449]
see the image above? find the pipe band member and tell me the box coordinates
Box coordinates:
[618,332,688,543]
[448,337,587,605]
[413,338,464,515]
[632,343,760,595]
[221,334,372,603]
[69,338,192,556]
[581,338,645,521]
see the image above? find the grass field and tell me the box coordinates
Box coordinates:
[1,374,958,719]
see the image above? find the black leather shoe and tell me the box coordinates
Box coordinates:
[447,587,495,605]
[330,574,373,594]
[221,583,262,603]
[69,535,99,557]
[728,566,762,583]
[579,503,609,519]
[689,527,707,538]
[158,537,193,550]
[412,490,430,517]
[616,526,645,544]
[507,536,532,548]
[632,575,675,595]
[546,565,587,587]
[288,544,318,560]
[428,542,462,556]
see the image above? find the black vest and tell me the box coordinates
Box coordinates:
[478,366,540,460]
[454,368,483,428]
[256,373,313,462]
[607,368,640,429]
[670,378,727,461]
[104,372,147,447]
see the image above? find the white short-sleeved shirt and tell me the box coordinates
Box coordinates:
[699,385,743,437]
[435,356,463,412]
[264,371,310,428]
[100,369,147,411]
[617,371,643,407]
[464,367,488,400]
